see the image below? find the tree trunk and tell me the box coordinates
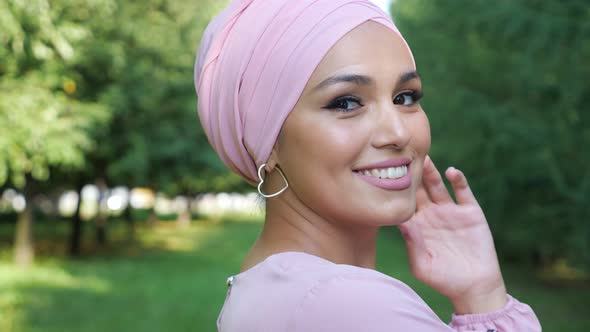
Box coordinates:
[176,199,191,228]
[95,216,107,246]
[14,191,34,267]
[124,204,135,243]
[69,182,85,257]
[147,208,158,227]
[95,178,108,247]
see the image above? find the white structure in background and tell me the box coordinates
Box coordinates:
[80,184,100,219]
[58,190,79,217]
[1,186,262,221]
[153,192,262,218]
[154,193,174,215]
[371,0,391,15]
[56,185,129,219]
[129,188,155,209]
[106,186,129,214]
[13,194,26,212]
[1,189,25,212]
[172,196,189,216]
[195,192,261,218]
[81,185,99,203]
[151,194,190,217]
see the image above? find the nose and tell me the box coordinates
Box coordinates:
[371,103,411,150]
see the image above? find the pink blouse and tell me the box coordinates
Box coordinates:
[217,251,541,331]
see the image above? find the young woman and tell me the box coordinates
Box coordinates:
[194,0,541,331]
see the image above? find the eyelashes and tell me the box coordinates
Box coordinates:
[394,90,423,106]
[321,96,364,113]
[322,90,423,113]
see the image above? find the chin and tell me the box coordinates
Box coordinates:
[373,200,416,226]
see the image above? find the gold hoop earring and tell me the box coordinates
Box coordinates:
[257,164,288,198]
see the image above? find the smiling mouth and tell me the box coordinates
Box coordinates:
[352,162,412,191]
[353,165,408,179]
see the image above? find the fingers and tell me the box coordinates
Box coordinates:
[445,167,478,205]
[422,155,453,204]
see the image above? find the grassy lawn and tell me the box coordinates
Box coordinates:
[0,217,588,331]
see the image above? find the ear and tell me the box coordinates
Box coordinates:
[265,145,280,174]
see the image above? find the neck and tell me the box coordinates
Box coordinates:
[243,191,380,270]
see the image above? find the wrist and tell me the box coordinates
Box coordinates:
[451,282,508,314]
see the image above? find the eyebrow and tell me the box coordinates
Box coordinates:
[313,70,421,91]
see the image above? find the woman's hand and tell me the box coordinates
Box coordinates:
[397,155,508,314]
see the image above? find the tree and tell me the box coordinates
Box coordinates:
[0,0,111,266]
[1,0,263,263]
[74,0,241,230]
[392,0,590,269]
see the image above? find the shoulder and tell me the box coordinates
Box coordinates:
[287,269,450,332]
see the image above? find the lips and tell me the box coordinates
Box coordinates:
[352,158,413,191]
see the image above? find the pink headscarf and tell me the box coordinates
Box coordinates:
[194,0,415,184]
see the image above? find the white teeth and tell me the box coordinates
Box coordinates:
[387,167,395,178]
[360,165,408,179]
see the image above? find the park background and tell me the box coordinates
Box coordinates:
[0,0,588,331]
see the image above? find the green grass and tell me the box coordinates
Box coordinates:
[0,218,588,331]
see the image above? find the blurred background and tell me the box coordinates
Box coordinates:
[0,0,588,331]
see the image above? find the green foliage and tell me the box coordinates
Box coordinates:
[0,0,112,188]
[72,0,236,193]
[0,0,246,193]
[393,0,590,268]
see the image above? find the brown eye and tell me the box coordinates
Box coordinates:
[393,90,423,106]
[322,96,364,113]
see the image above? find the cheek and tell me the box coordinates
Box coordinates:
[313,121,367,168]
[277,113,367,214]
[284,114,366,172]
[409,111,431,156]
[407,111,430,187]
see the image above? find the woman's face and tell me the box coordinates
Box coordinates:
[272,21,430,227]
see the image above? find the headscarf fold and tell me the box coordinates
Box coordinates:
[195,0,415,184]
